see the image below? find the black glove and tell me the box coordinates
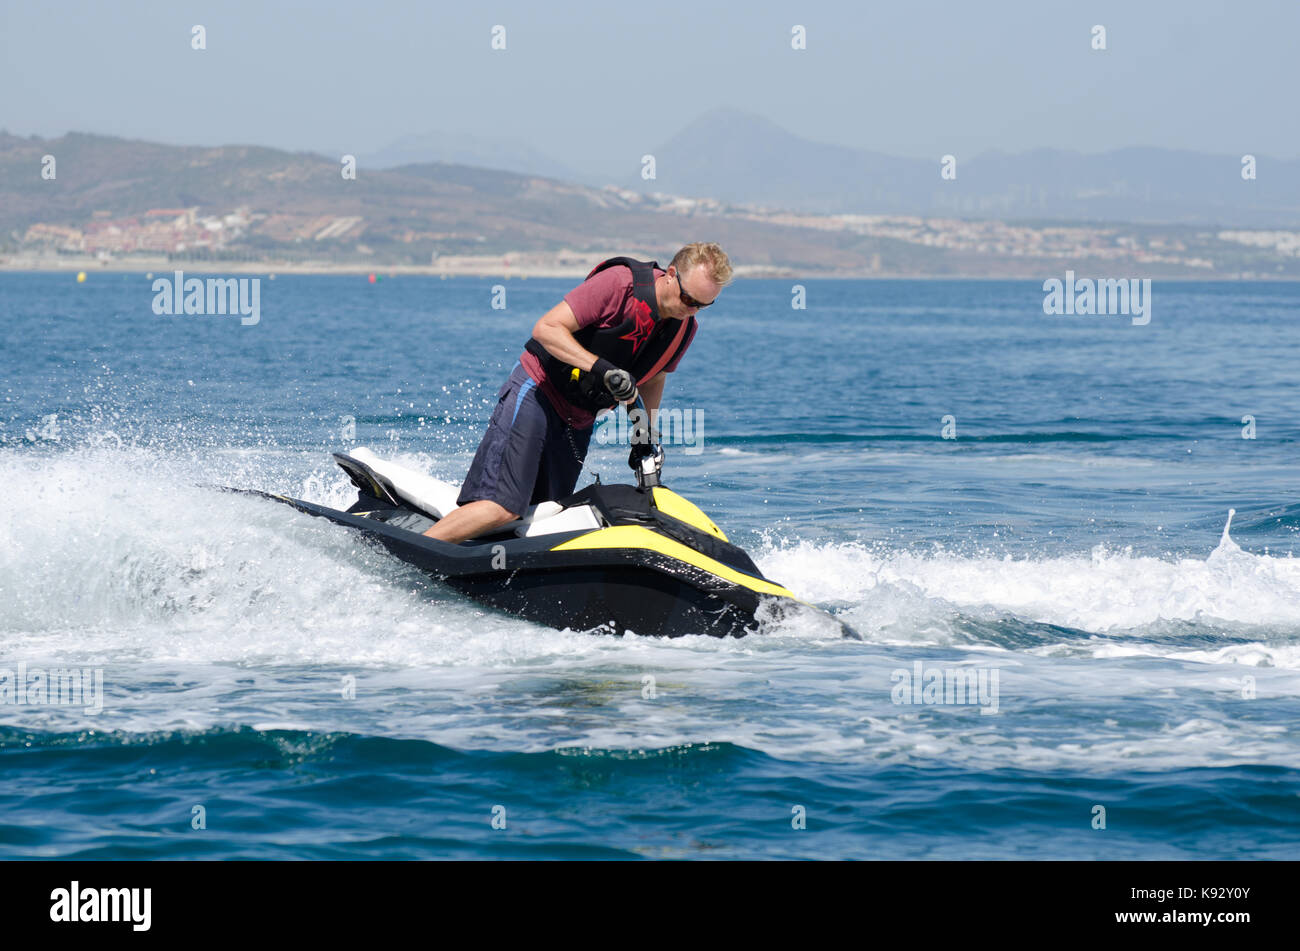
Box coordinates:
[591,358,637,403]
[628,440,657,470]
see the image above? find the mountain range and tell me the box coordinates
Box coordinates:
[367,107,1300,228]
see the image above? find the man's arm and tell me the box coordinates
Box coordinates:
[532,301,602,371]
[533,301,639,404]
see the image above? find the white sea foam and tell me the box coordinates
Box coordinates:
[2,447,1298,771]
[756,516,1300,661]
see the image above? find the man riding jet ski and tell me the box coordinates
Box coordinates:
[229,244,856,637]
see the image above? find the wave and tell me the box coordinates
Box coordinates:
[756,511,1300,664]
[4,727,1297,861]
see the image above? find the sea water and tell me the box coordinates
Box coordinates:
[1,273,1297,858]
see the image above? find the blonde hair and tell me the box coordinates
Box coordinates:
[670,242,733,286]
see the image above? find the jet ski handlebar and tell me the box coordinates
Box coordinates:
[629,395,665,490]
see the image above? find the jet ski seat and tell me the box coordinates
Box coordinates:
[342,448,602,539]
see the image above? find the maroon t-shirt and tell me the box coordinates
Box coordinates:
[521,265,696,428]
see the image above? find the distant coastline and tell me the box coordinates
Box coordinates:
[3,255,1297,281]
[5,133,1300,282]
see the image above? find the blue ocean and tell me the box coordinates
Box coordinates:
[2,272,1298,859]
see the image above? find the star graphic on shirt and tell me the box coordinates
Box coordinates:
[620,300,654,352]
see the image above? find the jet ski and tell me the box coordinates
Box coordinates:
[236,420,857,639]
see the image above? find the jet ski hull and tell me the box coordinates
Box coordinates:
[232,452,857,640]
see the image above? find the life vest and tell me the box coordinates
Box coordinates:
[524,257,696,413]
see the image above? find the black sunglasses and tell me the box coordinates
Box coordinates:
[674,270,715,309]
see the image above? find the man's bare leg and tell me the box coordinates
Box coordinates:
[422,499,518,544]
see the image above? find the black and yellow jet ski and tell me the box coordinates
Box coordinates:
[242,434,857,639]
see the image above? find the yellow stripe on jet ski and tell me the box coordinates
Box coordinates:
[651,487,727,540]
[550,525,795,599]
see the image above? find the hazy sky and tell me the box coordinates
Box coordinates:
[2,0,1297,164]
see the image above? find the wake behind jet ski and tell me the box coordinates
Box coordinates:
[234,423,856,640]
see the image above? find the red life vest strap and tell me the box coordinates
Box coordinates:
[638,314,691,385]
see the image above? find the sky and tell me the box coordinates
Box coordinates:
[2,0,1298,167]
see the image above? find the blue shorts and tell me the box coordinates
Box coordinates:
[456,363,592,516]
